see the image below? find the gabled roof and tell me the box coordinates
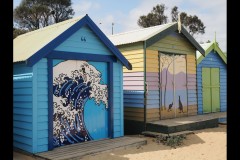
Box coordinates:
[13,15,132,70]
[108,23,205,56]
[108,23,176,45]
[196,42,227,65]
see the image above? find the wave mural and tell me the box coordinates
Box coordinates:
[52,60,108,147]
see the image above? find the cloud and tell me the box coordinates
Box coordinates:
[72,0,101,17]
[184,0,226,51]
[13,0,226,51]
[113,0,226,52]
[120,0,184,32]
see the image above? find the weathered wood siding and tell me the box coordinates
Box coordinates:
[197,51,227,113]
[146,31,197,120]
[186,55,198,116]
[148,32,196,55]
[117,42,145,122]
[118,42,144,73]
[145,50,160,121]
[13,63,33,153]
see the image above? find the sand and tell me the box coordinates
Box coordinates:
[13,124,226,160]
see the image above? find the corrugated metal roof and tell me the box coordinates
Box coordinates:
[108,22,176,46]
[13,16,84,62]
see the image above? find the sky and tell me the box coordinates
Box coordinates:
[13,0,226,52]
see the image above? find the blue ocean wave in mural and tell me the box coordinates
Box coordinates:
[52,61,108,147]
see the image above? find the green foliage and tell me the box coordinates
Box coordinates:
[137,4,206,37]
[13,27,29,39]
[138,4,167,27]
[43,0,75,23]
[155,134,186,148]
[171,6,205,36]
[14,0,74,30]
[171,6,178,22]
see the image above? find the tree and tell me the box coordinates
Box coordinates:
[138,4,167,27]
[14,0,49,30]
[13,0,74,30]
[171,6,205,36]
[45,0,75,23]
[13,27,28,39]
[137,4,206,37]
[171,6,178,22]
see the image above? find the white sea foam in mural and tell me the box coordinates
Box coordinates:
[53,60,108,147]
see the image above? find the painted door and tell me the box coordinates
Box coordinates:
[202,68,220,113]
[202,68,211,113]
[211,68,220,112]
[159,53,187,119]
[174,55,188,118]
[52,60,109,148]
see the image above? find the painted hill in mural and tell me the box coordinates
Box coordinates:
[160,68,187,90]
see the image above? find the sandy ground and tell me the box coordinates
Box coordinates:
[13,124,226,160]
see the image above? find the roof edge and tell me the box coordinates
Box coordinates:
[24,15,132,69]
[197,42,227,65]
[181,26,205,56]
[146,23,178,47]
[85,15,132,70]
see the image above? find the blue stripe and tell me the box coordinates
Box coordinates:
[47,51,117,62]
[108,62,114,138]
[48,59,53,150]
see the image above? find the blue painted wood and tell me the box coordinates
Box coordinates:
[14,96,32,102]
[124,99,144,103]
[55,25,112,55]
[14,128,32,138]
[26,15,132,70]
[13,102,32,109]
[38,101,48,108]
[114,126,121,132]
[13,63,33,152]
[123,94,144,99]
[114,86,121,92]
[14,63,32,75]
[14,82,32,88]
[197,51,227,113]
[14,15,130,152]
[124,90,144,94]
[114,132,121,138]
[14,121,33,130]
[13,88,32,95]
[32,58,49,153]
[47,51,117,62]
[14,115,32,123]
[108,62,114,138]
[36,145,49,152]
[14,142,32,153]
[37,130,48,138]
[13,108,32,116]
[124,103,144,108]
[37,109,48,116]
[37,138,48,145]
[26,18,87,66]
[14,135,32,146]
